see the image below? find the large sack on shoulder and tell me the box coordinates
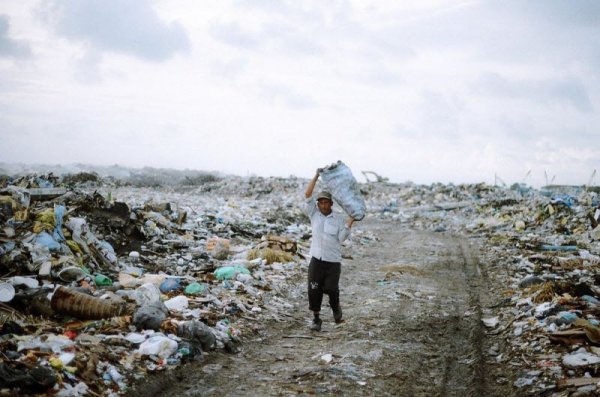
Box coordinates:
[319,160,366,221]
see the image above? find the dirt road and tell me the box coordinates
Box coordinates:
[132,218,516,396]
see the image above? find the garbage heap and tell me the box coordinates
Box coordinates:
[367,180,600,396]
[3,169,600,396]
[0,172,313,396]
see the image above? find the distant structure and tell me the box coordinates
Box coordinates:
[494,173,506,187]
[361,171,389,183]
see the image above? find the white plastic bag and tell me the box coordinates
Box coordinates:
[137,335,178,358]
[164,295,189,311]
[133,283,161,306]
[319,160,366,220]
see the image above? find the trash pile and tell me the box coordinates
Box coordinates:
[368,180,600,395]
[3,167,600,396]
[0,172,313,396]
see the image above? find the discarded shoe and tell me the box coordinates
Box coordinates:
[309,318,322,331]
[333,306,343,324]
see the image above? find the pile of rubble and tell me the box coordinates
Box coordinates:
[369,180,600,395]
[0,172,311,396]
[2,167,600,396]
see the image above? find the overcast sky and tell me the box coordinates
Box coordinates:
[1,1,598,187]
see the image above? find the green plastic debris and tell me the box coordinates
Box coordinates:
[214,265,250,280]
[184,282,205,295]
[94,274,113,286]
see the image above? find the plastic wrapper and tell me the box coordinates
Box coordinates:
[214,265,250,280]
[137,335,178,358]
[319,160,366,220]
[133,283,161,306]
[133,301,168,331]
[177,320,216,351]
[164,295,189,311]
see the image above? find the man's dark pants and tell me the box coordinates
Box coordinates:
[308,257,341,312]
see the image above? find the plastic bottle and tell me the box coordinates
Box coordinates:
[94,274,113,287]
[106,364,126,389]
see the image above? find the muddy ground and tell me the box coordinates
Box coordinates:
[128,217,517,396]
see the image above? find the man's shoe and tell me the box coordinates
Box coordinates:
[309,318,322,331]
[333,306,343,324]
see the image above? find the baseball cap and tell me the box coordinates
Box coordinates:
[316,191,332,201]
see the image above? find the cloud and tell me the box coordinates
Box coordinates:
[209,19,324,57]
[234,0,294,15]
[41,0,190,62]
[368,1,600,70]
[475,72,592,113]
[352,62,404,86]
[210,58,249,79]
[497,2,600,66]
[511,0,600,27]
[210,22,261,49]
[211,1,360,56]
[258,82,315,109]
[262,21,323,55]
[415,90,464,139]
[0,14,31,58]
[73,50,103,84]
[1,1,598,187]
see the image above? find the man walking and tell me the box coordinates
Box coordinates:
[304,169,355,331]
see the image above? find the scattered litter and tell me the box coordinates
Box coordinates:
[563,349,600,368]
[319,353,334,364]
[2,168,600,395]
[482,317,499,328]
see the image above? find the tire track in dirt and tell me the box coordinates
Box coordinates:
[132,218,514,396]
[360,224,487,396]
